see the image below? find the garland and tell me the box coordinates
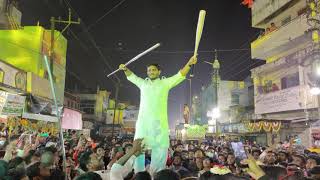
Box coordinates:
[185,125,208,138]
[255,121,263,131]
[272,122,281,133]
[210,165,231,175]
[263,122,272,132]
[244,121,282,132]
[4,117,59,136]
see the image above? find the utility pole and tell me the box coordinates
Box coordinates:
[212,50,220,134]
[212,49,220,108]
[187,78,192,124]
[49,8,80,73]
[204,50,220,134]
[111,82,120,138]
[48,9,80,180]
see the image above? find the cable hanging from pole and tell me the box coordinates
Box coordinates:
[86,0,128,31]
[63,0,121,84]
[104,48,251,54]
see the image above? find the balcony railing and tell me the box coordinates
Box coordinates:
[251,14,310,60]
[252,0,297,27]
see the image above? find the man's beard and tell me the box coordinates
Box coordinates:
[150,76,159,80]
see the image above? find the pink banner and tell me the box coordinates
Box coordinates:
[62,108,82,130]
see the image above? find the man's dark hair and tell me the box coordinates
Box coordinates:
[266,151,276,156]
[44,146,57,154]
[124,171,134,180]
[252,149,261,155]
[8,157,24,169]
[308,155,320,165]
[79,151,93,172]
[147,64,161,71]
[194,148,205,156]
[50,168,65,179]
[278,151,288,157]
[181,150,188,154]
[293,154,306,165]
[261,166,287,180]
[135,171,152,180]
[26,162,40,178]
[76,172,102,180]
[173,153,182,160]
[93,144,104,153]
[304,149,311,155]
[7,168,27,180]
[227,153,235,157]
[7,158,27,180]
[199,171,246,180]
[154,169,180,180]
[177,169,192,179]
[309,165,320,175]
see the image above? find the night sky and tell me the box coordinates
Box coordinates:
[20,0,264,129]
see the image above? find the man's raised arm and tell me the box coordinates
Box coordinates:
[180,56,198,77]
[119,64,133,77]
[119,64,144,88]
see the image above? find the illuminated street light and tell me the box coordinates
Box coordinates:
[208,126,215,133]
[317,67,320,76]
[181,128,186,135]
[207,107,220,119]
[208,120,215,125]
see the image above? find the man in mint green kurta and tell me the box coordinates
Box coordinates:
[119,56,197,173]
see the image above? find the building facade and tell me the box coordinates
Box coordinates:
[0,0,21,30]
[64,91,81,110]
[77,89,110,124]
[200,78,255,135]
[250,0,320,147]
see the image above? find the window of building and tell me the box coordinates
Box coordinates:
[248,86,254,105]
[281,72,299,89]
[281,16,291,26]
[231,94,240,105]
[82,108,94,114]
[80,100,96,105]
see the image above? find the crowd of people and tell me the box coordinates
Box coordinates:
[0,130,320,180]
